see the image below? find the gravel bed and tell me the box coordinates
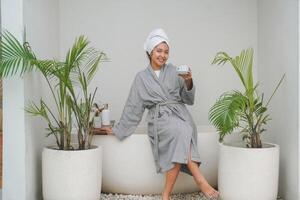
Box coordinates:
[100,192,214,200]
[100,192,285,200]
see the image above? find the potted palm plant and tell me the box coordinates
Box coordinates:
[209,48,284,200]
[0,31,108,200]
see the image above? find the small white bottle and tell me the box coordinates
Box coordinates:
[101,104,110,126]
[94,115,102,128]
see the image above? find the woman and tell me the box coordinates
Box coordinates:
[100,28,219,199]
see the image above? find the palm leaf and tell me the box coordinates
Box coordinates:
[209,91,247,141]
[0,31,37,77]
[212,51,246,88]
[245,48,254,91]
[65,36,89,71]
[85,51,107,82]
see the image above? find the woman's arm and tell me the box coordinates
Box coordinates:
[95,77,145,138]
[179,71,195,105]
[111,76,145,140]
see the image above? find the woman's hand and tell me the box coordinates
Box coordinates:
[101,126,114,135]
[93,127,114,135]
[179,71,193,90]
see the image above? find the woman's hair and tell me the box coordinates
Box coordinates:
[146,52,151,61]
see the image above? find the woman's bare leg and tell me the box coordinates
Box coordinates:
[187,152,219,198]
[162,163,181,200]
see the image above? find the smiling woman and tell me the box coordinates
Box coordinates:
[98,28,219,199]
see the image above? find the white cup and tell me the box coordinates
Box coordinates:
[176,65,190,75]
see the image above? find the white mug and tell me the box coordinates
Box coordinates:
[176,65,190,75]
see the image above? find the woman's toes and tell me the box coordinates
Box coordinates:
[212,190,219,198]
[212,191,218,196]
[203,188,219,199]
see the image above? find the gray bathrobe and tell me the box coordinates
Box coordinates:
[112,63,201,175]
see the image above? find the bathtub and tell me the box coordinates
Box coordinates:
[93,125,219,194]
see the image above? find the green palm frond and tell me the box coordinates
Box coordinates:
[68,39,108,85]
[211,51,231,65]
[25,100,49,120]
[244,48,254,91]
[37,60,64,77]
[253,97,267,117]
[232,48,254,90]
[212,51,246,88]
[235,48,254,109]
[26,99,60,126]
[212,48,255,94]
[261,114,271,124]
[85,51,107,82]
[209,91,248,141]
[0,31,37,77]
[65,36,89,68]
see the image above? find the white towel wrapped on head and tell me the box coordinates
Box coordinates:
[143,28,170,54]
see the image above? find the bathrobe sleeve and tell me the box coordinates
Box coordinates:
[112,76,145,140]
[179,77,195,105]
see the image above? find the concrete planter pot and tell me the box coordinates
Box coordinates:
[42,146,102,200]
[218,142,279,200]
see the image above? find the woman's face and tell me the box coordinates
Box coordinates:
[150,42,169,68]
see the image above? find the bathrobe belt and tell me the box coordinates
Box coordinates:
[153,101,185,171]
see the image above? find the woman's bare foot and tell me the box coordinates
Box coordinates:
[162,192,170,200]
[198,181,219,199]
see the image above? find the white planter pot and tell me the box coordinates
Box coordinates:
[42,146,102,200]
[218,142,279,200]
